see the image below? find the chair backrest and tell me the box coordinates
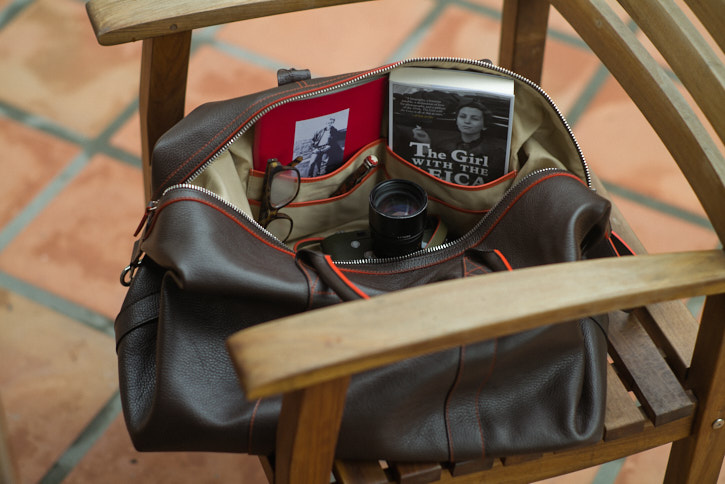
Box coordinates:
[86,0,725,482]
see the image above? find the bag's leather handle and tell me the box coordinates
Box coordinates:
[297,248,513,303]
[297,250,370,301]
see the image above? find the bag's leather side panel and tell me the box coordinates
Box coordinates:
[116,171,612,460]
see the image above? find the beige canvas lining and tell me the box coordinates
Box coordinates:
[190,63,586,244]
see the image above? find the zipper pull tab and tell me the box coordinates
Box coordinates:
[133,200,159,237]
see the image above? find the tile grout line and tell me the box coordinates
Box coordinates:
[562,64,714,234]
[0,151,91,252]
[38,391,123,484]
[0,102,141,168]
[0,2,129,479]
[0,101,87,146]
[603,181,713,231]
[592,458,626,484]
[452,0,501,19]
[0,0,34,30]
[88,98,144,169]
[0,271,115,336]
[388,0,449,62]
[564,64,611,129]
[454,0,590,50]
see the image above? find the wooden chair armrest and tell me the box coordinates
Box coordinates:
[227,250,725,400]
[86,0,376,46]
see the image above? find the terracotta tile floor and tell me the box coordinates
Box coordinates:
[0,0,723,483]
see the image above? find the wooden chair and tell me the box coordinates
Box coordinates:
[86,0,725,482]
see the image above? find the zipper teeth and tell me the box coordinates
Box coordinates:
[184,57,590,187]
[159,58,591,262]
[336,167,562,265]
[160,183,291,251]
[161,167,561,265]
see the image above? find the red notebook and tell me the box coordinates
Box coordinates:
[253,77,387,177]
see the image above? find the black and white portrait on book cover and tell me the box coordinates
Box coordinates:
[389,68,514,186]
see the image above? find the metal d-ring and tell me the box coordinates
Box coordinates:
[120,263,139,287]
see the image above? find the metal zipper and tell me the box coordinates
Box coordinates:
[159,183,292,251]
[133,59,593,277]
[123,167,565,283]
[181,57,591,188]
[334,167,564,266]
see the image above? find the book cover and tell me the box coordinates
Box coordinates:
[389,67,515,186]
[253,77,387,177]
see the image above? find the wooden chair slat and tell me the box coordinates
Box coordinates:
[258,455,275,483]
[390,462,442,484]
[603,364,646,441]
[632,301,697,380]
[591,177,696,384]
[683,0,725,54]
[499,0,550,85]
[616,0,725,147]
[86,0,377,45]
[333,460,390,484]
[427,418,693,484]
[448,458,494,476]
[501,453,543,465]
[607,311,694,426]
[665,293,725,482]
[550,0,725,242]
[139,32,191,202]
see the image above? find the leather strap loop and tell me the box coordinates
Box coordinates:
[296,250,369,301]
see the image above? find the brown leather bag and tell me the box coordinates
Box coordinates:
[115,59,618,462]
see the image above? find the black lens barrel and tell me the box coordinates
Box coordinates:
[369,179,428,258]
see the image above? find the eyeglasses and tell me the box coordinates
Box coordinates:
[257,158,301,242]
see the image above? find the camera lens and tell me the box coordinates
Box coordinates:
[369,179,428,258]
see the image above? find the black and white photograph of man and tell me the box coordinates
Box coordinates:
[293,109,349,177]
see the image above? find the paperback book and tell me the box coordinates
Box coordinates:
[253,77,387,177]
[388,67,515,186]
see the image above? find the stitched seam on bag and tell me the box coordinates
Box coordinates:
[472,251,509,457]
[248,398,262,453]
[323,255,369,299]
[462,257,490,277]
[383,154,518,191]
[147,197,296,257]
[429,195,490,215]
[475,173,584,246]
[338,173,585,276]
[444,346,466,462]
[475,339,498,460]
[115,293,160,348]
[610,231,635,256]
[297,260,339,309]
[155,73,358,197]
[492,249,513,271]
[608,237,621,257]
